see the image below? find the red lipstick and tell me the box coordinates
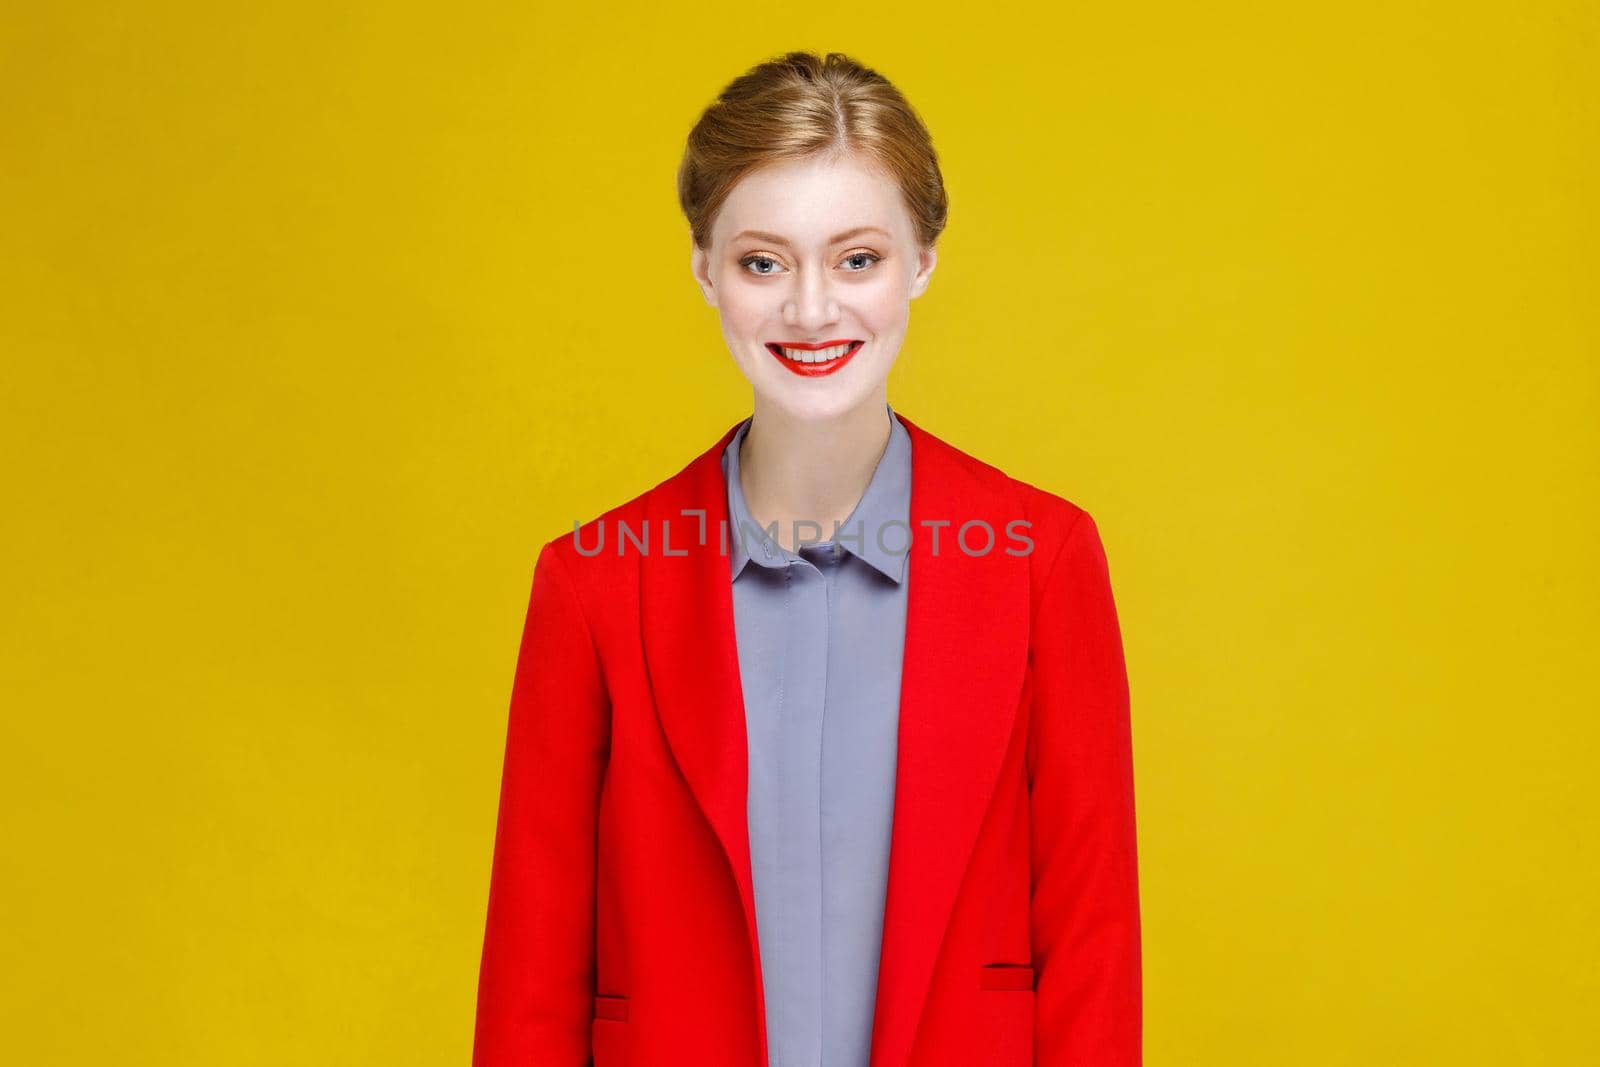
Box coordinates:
[765,339,865,378]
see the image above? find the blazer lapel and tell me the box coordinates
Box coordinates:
[639,413,1030,1067]
[868,412,1031,1067]
[638,418,769,1054]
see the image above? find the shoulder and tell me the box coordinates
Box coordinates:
[532,418,742,600]
[899,413,1097,586]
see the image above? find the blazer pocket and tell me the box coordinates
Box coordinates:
[979,963,1035,991]
[593,993,630,1022]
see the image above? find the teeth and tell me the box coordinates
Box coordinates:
[778,342,855,363]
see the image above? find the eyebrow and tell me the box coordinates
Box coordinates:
[731,226,893,247]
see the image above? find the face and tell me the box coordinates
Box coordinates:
[691,151,937,424]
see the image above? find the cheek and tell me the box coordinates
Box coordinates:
[717,290,772,340]
[859,286,910,334]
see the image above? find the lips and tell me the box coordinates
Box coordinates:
[765,339,865,378]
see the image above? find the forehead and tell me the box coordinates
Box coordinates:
[714,154,910,246]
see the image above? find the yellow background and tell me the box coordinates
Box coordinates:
[3,2,1595,1063]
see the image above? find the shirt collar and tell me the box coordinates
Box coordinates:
[722,402,912,584]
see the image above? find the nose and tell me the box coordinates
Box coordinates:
[782,266,841,333]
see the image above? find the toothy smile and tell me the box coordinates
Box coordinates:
[765,339,865,377]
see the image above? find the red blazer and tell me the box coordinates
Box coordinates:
[473,411,1142,1066]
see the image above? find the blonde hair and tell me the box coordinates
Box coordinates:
[677,51,949,251]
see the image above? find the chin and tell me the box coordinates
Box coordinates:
[756,383,883,424]
[737,347,898,422]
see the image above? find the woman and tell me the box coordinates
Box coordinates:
[473,51,1141,1067]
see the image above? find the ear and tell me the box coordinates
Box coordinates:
[908,243,938,300]
[691,238,718,308]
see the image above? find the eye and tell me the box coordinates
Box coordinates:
[842,251,881,272]
[739,254,782,276]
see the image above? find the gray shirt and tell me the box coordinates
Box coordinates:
[721,403,912,1067]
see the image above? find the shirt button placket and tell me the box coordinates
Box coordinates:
[775,554,827,1067]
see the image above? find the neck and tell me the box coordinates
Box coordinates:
[738,394,892,554]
